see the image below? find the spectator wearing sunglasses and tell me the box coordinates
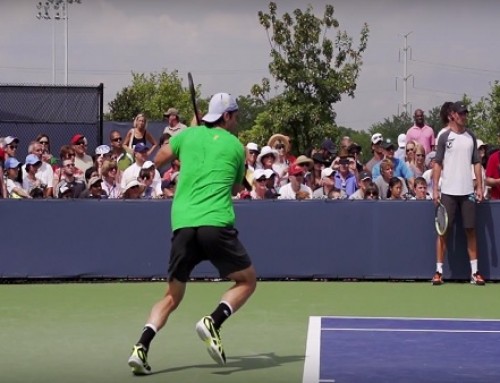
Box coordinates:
[363,182,380,200]
[372,139,414,191]
[268,134,296,187]
[3,136,19,161]
[139,167,162,199]
[79,176,108,199]
[22,154,45,197]
[101,160,121,199]
[23,141,53,198]
[313,167,345,199]
[243,143,259,191]
[52,145,84,196]
[247,169,275,200]
[122,179,144,199]
[36,133,57,168]
[71,134,93,173]
[109,130,134,171]
[54,159,86,198]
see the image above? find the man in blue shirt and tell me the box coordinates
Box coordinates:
[372,139,414,191]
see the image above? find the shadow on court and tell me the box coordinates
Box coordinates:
[152,352,304,376]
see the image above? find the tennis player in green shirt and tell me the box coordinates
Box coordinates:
[127,93,257,375]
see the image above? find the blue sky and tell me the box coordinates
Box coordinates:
[1,0,499,130]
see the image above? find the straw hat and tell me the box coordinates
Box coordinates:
[267,134,291,153]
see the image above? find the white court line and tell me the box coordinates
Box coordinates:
[323,327,500,333]
[302,316,321,383]
[320,315,500,322]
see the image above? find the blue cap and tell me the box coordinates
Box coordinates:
[4,157,21,169]
[133,143,149,153]
[25,154,42,166]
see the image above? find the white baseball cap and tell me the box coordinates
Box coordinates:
[397,133,406,148]
[202,93,239,123]
[371,133,383,145]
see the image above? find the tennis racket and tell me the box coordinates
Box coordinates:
[187,72,201,126]
[434,200,448,236]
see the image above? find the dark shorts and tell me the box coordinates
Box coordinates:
[441,193,476,230]
[168,226,252,283]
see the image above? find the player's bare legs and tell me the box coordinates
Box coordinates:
[221,265,257,312]
[147,279,186,330]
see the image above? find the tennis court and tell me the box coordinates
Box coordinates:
[2,281,499,383]
[304,316,500,383]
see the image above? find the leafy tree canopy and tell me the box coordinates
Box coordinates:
[241,2,369,154]
[106,70,206,123]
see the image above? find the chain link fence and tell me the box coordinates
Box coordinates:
[0,84,103,161]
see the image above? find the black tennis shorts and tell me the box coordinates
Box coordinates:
[168,226,252,283]
[441,193,476,230]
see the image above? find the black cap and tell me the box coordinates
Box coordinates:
[451,101,468,114]
[381,139,396,150]
[321,139,337,154]
[359,170,372,181]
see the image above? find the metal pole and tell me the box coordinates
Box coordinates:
[64,0,68,85]
[52,17,56,84]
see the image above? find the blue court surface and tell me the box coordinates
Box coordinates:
[302,316,500,383]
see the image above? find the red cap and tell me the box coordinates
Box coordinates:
[71,134,85,145]
[0,147,5,161]
[288,164,305,176]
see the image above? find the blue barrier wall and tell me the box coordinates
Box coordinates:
[1,200,499,280]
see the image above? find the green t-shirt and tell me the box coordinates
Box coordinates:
[169,126,245,230]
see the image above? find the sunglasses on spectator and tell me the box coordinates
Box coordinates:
[39,140,49,145]
[366,193,378,197]
[416,154,425,157]
[8,145,18,149]
[76,141,87,146]
[112,137,122,142]
[406,148,415,153]
[65,163,75,168]
[249,150,259,155]
[274,144,285,150]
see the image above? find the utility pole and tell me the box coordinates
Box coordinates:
[396,32,414,116]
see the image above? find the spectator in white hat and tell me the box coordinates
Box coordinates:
[121,145,161,196]
[2,136,19,160]
[364,133,384,173]
[313,167,337,199]
[243,142,259,191]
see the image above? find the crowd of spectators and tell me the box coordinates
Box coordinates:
[1,103,499,201]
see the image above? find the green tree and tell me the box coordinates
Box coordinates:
[107,70,206,123]
[242,2,369,154]
[368,113,412,146]
[234,95,267,135]
[466,81,500,144]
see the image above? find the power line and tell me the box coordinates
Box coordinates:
[410,58,500,75]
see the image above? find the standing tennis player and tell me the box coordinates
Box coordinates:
[127,93,257,374]
[431,101,485,286]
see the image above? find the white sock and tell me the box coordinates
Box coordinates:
[144,323,158,333]
[470,260,478,275]
[220,300,234,315]
[436,263,443,274]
